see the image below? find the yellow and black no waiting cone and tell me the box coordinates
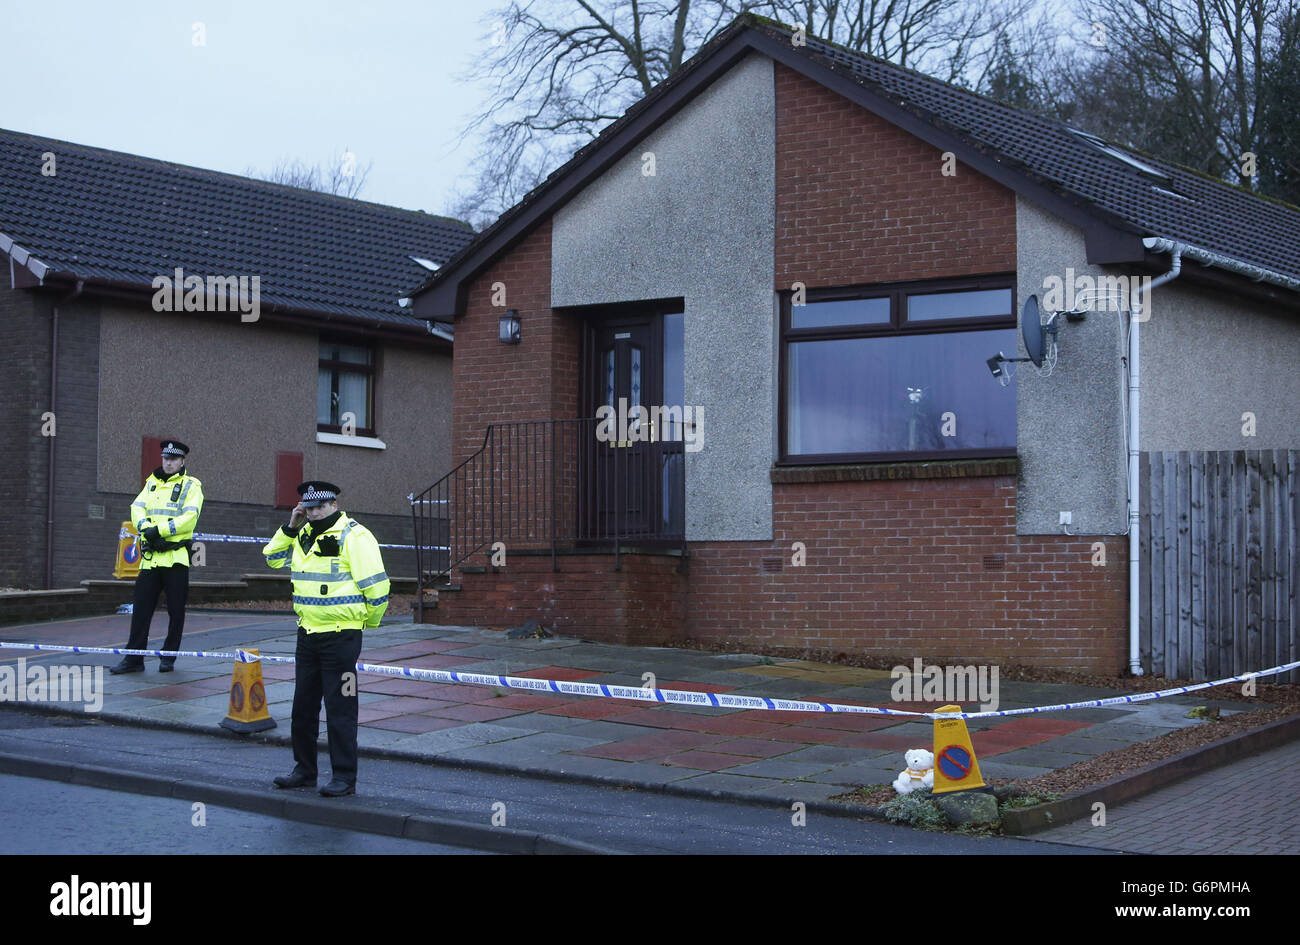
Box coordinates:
[931,704,986,794]
[219,648,277,734]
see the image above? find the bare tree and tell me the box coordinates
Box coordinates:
[448,0,747,228]
[248,150,374,199]
[1060,0,1297,192]
[754,0,1038,84]
[449,0,1048,228]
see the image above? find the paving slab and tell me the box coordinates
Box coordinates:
[488,713,584,733]
[993,746,1112,768]
[485,731,612,755]
[1035,733,1151,754]
[720,759,835,781]
[977,760,1056,779]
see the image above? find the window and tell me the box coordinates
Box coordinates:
[1068,129,1171,184]
[317,339,376,436]
[780,277,1018,463]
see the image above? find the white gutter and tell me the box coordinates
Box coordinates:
[1128,237,1300,675]
[1142,237,1300,292]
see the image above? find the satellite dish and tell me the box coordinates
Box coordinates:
[1022,294,1044,367]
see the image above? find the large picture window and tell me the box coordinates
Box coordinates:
[317,339,376,436]
[780,277,1017,463]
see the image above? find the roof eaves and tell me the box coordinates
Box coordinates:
[32,268,443,338]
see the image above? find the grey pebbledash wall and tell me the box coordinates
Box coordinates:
[1140,281,1300,451]
[550,52,777,542]
[1015,197,1128,536]
[1014,196,1300,537]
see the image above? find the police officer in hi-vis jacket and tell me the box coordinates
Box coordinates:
[111,439,204,674]
[263,481,389,797]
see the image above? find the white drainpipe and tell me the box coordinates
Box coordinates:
[1127,246,1182,675]
[1127,238,1300,675]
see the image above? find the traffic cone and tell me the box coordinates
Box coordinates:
[219,649,277,734]
[931,704,986,794]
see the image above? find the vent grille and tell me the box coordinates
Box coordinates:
[760,557,784,574]
[982,554,1006,571]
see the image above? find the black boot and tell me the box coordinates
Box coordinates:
[273,769,317,789]
[109,659,144,675]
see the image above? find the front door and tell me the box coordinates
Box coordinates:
[583,305,685,541]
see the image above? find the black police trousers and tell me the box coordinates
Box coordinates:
[124,564,189,663]
[291,628,363,784]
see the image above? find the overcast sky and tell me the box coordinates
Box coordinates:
[4,0,499,218]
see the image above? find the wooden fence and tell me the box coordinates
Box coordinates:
[1140,450,1298,683]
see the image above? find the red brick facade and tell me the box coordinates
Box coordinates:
[434,477,1127,673]
[774,62,1017,289]
[452,220,580,464]
[434,57,1129,674]
[436,553,687,647]
[685,477,1126,671]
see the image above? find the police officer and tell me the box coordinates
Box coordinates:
[263,482,389,797]
[111,439,204,674]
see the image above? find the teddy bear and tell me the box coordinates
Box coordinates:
[893,748,935,794]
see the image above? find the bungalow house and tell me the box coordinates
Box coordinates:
[0,128,474,590]
[409,15,1300,675]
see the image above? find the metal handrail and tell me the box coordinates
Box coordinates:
[411,419,686,619]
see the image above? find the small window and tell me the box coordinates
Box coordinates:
[907,288,1011,322]
[318,340,376,436]
[791,295,890,329]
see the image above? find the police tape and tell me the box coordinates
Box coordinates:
[2,641,1296,720]
[189,532,434,552]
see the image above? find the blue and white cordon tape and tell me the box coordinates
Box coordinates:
[2,641,1295,720]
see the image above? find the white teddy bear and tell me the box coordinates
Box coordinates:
[893,748,935,794]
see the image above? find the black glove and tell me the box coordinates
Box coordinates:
[142,526,167,551]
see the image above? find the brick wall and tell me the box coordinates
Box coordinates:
[686,476,1127,673]
[433,476,1126,673]
[453,220,568,464]
[773,62,1016,289]
[0,286,50,588]
[431,552,687,647]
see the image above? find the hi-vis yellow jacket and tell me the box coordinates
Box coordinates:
[129,468,204,569]
[262,513,389,633]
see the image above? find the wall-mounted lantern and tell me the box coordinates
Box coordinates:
[499,309,521,345]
